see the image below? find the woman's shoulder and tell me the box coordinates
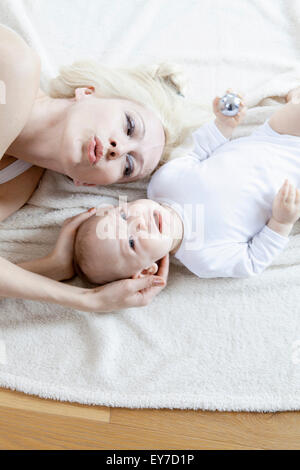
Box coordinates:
[0,24,40,74]
[0,24,41,157]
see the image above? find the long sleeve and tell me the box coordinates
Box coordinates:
[178,225,289,278]
[190,120,229,161]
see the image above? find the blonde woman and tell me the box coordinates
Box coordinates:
[0,24,199,312]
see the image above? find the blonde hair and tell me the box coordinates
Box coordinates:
[49,60,204,166]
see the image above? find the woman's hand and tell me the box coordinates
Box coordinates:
[213,89,247,139]
[80,254,169,312]
[268,179,300,237]
[48,207,97,280]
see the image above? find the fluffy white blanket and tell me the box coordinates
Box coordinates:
[1,0,300,411]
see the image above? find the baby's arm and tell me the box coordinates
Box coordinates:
[188,224,289,279]
[192,90,247,161]
[188,182,298,278]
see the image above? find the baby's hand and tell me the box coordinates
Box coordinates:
[213,89,247,139]
[268,180,300,237]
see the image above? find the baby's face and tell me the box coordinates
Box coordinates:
[76,199,175,283]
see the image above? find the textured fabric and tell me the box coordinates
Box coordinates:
[1,0,300,411]
[0,160,33,184]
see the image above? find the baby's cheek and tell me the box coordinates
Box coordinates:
[148,238,168,260]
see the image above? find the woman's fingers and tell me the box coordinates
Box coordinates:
[63,207,97,231]
[124,274,166,308]
[156,254,170,281]
[128,275,165,294]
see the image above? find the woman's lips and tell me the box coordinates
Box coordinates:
[87,136,103,166]
[95,136,104,163]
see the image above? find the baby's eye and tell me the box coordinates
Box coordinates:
[129,236,135,250]
[125,113,135,137]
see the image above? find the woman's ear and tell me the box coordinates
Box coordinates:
[74,86,95,101]
[132,263,158,279]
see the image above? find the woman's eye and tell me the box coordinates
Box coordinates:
[126,113,135,137]
[129,236,135,250]
[123,154,134,178]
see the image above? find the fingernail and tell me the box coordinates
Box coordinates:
[153,278,165,286]
[88,207,96,213]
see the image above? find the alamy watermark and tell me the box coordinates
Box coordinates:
[0,80,6,104]
[94,196,205,251]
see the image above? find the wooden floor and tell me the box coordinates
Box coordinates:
[0,387,299,449]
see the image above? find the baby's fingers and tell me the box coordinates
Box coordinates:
[279,179,290,201]
[286,182,296,204]
[226,88,244,100]
[213,96,221,113]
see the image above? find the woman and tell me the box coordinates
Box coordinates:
[0,24,199,312]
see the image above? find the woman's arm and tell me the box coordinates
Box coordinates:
[17,254,63,281]
[1,254,166,312]
[0,255,86,307]
[0,24,40,160]
[15,209,169,310]
[0,162,44,222]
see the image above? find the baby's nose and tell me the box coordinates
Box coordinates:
[131,214,148,233]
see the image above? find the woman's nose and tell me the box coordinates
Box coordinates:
[107,139,123,160]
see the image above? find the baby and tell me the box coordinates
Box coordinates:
[74,88,300,284]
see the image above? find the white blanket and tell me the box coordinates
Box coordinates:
[1,0,300,411]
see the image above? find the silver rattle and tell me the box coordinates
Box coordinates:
[219,92,241,116]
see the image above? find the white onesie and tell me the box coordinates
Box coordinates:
[147,120,300,278]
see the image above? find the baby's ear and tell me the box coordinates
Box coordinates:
[132,263,158,279]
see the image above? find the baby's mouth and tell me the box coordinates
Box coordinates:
[153,210,162,233]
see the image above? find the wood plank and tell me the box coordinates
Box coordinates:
[0,387,110,423]
[111,408,300,450]
[0,406,258,450]
[0,387,299,449]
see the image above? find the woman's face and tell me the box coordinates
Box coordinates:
[61,88,165,185]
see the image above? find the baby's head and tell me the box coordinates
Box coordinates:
[74,199,178,284]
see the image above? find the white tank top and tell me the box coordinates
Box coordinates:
[0,159,33,184]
